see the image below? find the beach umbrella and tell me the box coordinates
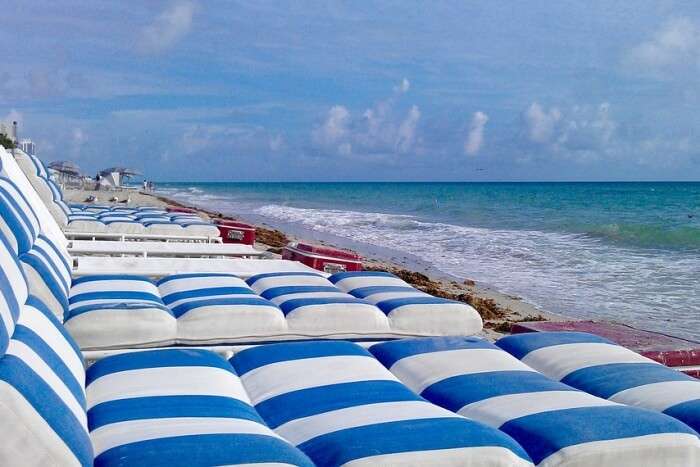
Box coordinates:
[48,160,82,176]
[99,167,142,178]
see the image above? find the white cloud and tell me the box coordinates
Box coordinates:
[464,111,488,156]
[396,105,421,153]
[524,102,561,144]
[520,102,618,163]
[311,105,350,151]
[557,102,616,151]
[311,80,423,158]
[138,1,196,54]
[625,17,700,73]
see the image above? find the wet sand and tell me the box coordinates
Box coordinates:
[64,187,564,339]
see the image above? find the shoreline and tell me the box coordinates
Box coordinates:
[64,187,565,339]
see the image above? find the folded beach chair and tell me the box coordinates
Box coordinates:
[497,331,700,433]
[230,340,534,466]
[330,270,483,335]
[371,336,700,466]
[10,148,221,241]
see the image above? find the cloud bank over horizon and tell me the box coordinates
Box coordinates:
[1,1,700,181]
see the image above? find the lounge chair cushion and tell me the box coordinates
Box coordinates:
[14,151,50,178]
[330,271,483,335]
[86,348,313,467]
[64,275,176,350]
[231,340,532,466]
[31,176,69,226]
[45,179,72,216]
[0,297,92,466]
[0,232,28,356]
[371,336,700,466]
[19,235,72,320]
[497,331,700,433]
[92,215,146,234]
[247,272,391,336]
[0,177,41,255]
[157,273,287,343]
[142,222,189,236]
[66,218,108,233]
[177,223,220,238]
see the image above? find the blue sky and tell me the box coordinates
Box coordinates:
[2,1,700,181]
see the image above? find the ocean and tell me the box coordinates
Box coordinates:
[156,182,700,340]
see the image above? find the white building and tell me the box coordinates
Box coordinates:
[19,139,36,155]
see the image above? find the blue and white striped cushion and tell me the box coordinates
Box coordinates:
[0,177,40,254]
[13,151,49,178]
[170,218,212,228]
[65,275,176,349]
[371,336,700,466]
[67,213,98,222]
[0,232,28,356]
[0,297,92,466]
[497,331,700,433]
[170,217,220,236]
[133,213,171,222]
[157,273,287,343]
[96,213,136,222]
[136,206,167,213]
[330,271,483,335]
[85,206,110,213]
[139,218,186,233]
[19,235,72,320]
[93,214,146,234]
[139,218,175,225]
[247,272,390,335]
[45,179,72,215]
[28,153,49,178]
[108,208,136,214]
[27,176,69,226]
[66,217,107,232]
[86,348,313,467]
[329,271,410,290]
[231,340,533,467]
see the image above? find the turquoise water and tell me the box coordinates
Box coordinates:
[157,182,700,339]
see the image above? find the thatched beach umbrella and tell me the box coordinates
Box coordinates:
[48,160,82,176]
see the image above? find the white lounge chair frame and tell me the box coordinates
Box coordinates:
[67,239,265,258]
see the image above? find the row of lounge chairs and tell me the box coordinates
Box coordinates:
[15,150,220,238]
[0,143,698,465]
[1,148,276,268]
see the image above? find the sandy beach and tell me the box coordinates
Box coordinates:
[64,186,563,338]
